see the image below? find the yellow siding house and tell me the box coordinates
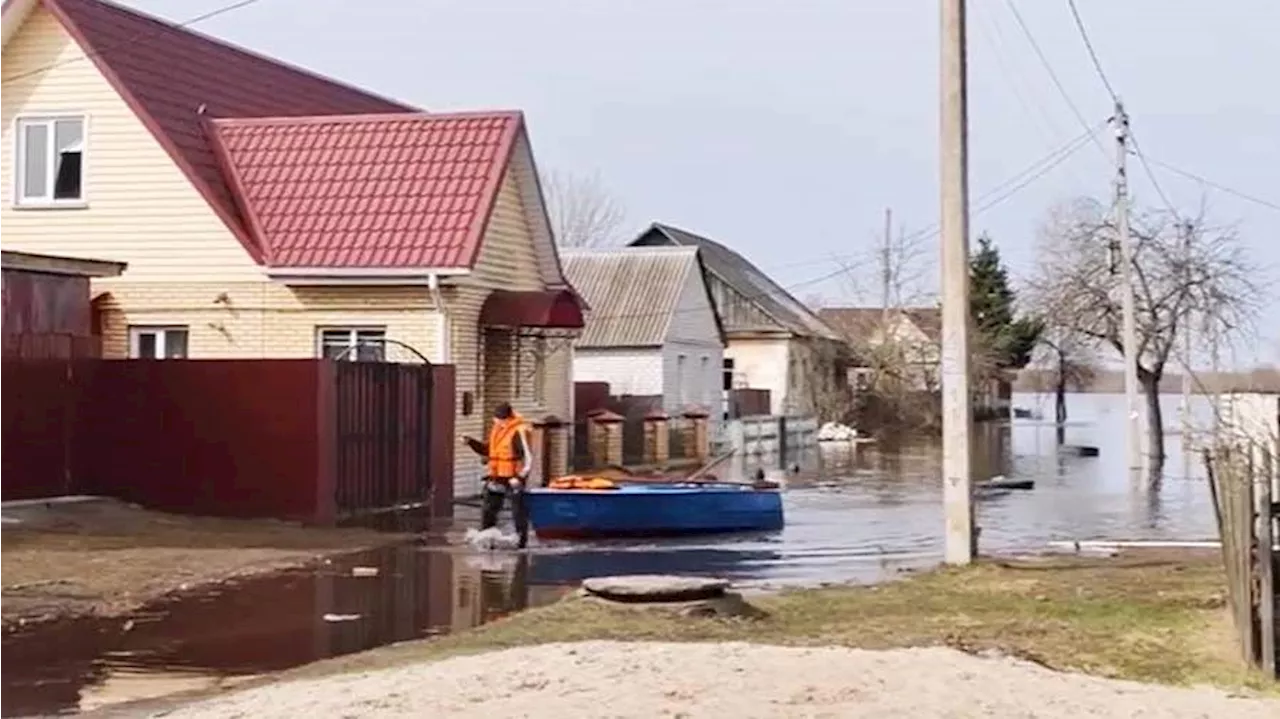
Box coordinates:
[1,0,583,496]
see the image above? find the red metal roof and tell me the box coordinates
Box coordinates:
[479,288,585,329]
[38,0,416,262]
[209,112,522,269]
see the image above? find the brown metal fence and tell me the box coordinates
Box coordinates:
[30,359,457,523]
[333,361,436,516]
[1,333,100,500]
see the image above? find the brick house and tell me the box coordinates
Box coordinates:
[1,0,584,496]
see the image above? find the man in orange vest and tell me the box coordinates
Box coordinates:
[463,402,533,548]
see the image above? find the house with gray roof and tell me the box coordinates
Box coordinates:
[562,246,726,417]
[629,222,848,418]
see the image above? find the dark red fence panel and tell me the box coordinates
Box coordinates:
[1,270,92,336]
[2,334,100,500]
[333,362,435,516]
[74,360,332,522]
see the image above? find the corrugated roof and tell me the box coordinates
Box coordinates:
[630,223,840,340]
[562,247,701,348]
[819,306,943,344]
[23,0,416,262]
[209,112,520,269]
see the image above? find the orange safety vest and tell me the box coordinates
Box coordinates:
[487,413,529,479]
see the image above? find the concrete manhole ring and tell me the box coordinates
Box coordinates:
[581,575,731,603]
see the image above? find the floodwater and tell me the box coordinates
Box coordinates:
[2,392,1221,717]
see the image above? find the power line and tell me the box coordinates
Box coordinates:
[1143,157,1280,213]
[1,0,267,85]
[898,121,1104,245]
[573,125,1104,327]
[1061,0,1181,218]
[761,123,1104,274]
[765,122,1103,274]
[1001,0,1108,157]
[1065,0,1119,102]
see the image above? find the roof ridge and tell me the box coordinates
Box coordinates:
[65,0,415,111]
[560,246,698,256]
[209,109,523,127]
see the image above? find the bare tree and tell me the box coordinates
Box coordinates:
[821,231,945,438]
[1030,325,1097,445]
[1029,197,1261,470]
[541,169,627,248]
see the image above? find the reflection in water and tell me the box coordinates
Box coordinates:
[0,546,556,718]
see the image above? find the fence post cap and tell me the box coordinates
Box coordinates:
[587,409,624,423]
[643,409,670,421]
[534,414,564,428]
[681,406,711,419]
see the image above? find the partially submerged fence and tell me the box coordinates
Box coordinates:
[1204,392,1279,677]
[716,415,819,461]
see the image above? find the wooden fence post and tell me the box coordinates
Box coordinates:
[1258,445,1276,676]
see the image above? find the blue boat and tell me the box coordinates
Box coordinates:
[524,482,785,539]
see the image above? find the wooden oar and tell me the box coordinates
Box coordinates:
[685,448,738,482]
[619,449,780,489]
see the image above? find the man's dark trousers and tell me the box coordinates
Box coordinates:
[480,479,529,549]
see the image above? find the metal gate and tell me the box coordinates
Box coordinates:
[333,361,434,515]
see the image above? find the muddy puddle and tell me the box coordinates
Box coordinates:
[1,542,566,717]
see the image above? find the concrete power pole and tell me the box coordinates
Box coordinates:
[1180,221,1194,476]
[940,0,975,565]
[881,207,893,320]
[1112,101,1143,479]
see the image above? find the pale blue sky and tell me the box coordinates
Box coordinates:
[124,0,1279,363]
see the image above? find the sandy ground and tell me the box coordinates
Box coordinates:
[161,641,1278,719]
[2,499,405,628]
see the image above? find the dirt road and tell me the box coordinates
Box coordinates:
[161,641,1279,718]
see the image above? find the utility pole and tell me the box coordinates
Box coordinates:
[1112,100,1143,479]
[1180,221,1193,476]
[881,207,893,320]
[940,0,975,564]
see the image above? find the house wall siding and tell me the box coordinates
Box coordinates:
[573,348,664,397]
[661,341,722,414]
[94,282,442,361]
[0,7,263,281]
[725,337,792,415]
[706,272,781,333]
[661,263,724,416]
[448,140,569,495]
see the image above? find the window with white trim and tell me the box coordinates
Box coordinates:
[699,355,710,405]
[129,326,189,359]
[317,327,387,362]
[15,116,85,205]
[675,354,687,405]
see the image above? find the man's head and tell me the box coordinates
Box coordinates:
[493,402,513,420]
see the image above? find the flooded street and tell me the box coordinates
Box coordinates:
[2,392,1221,717]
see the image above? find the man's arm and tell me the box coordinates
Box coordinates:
[463,436,488,457]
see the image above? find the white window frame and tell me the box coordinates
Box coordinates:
[12,113,89,208]
[699,355,710,405]
[316,326,388,362]
[128,326,189,359]
[675,353,687,406]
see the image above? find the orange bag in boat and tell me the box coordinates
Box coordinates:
[548,475,617,490]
